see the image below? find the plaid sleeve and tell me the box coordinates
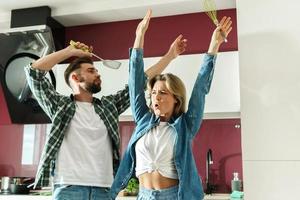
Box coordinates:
[24,64,61,119]
[109,71,149,115]
[109,85,130,115]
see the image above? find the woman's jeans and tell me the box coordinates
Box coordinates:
[53,184,110,200]
[137,185,178,200]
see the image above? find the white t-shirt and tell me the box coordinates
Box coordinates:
[135,122,178,179]
[53,101,113,187]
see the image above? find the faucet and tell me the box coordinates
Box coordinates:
[206,148,214,194]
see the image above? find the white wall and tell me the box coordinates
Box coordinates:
[55,51,240,120]
[237,0,300,199]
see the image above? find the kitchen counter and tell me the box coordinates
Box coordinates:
[0,195,137,200]
[204,193,231,200]
[0,194,235,200]
[0,195,51,200]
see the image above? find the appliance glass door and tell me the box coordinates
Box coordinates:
[4,53,56,110]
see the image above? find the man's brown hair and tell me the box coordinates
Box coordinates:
[64,57,93,86]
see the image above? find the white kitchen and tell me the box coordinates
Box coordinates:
[0,0,299,200]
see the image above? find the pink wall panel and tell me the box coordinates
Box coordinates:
[0,85,11,124]
[0,124,23,176]
[119,121,136,157]
[66,9,237,60]
[119,119,242,193]
[193,119,242,193]
[0,85,24,176]
[0,117,242,193]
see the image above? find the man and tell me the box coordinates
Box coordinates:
[24,38,187,200]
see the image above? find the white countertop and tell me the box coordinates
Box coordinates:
[204,193,231,200]
[0,193,234,200]
[0,195,51,200]
[0,195,137,200]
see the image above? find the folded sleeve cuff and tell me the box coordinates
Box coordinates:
[24,64,47,80]
[129,48,144,61]
[204,53,217,63]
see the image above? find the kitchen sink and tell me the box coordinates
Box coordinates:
[204,193,230,200]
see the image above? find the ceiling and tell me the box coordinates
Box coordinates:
[0,0,235,29]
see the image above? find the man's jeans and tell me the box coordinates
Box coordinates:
[53,184,111,200]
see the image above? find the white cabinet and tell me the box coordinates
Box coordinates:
[243,161,300,199]
[160,51,240,119]
[55,51,240,120]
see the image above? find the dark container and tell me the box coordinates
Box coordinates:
[10,184,30,194]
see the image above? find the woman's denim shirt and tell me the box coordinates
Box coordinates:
[110,49,216,200]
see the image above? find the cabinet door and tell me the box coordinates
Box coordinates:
[55,51,240,119]
[158,51,240,114]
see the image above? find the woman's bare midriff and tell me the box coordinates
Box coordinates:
[138,171,179,190]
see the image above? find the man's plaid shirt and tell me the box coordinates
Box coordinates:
[24,65,130,188]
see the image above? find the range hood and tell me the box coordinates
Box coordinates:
[0,6,65,124]
[1,6,65,55]
[2,25,56,59]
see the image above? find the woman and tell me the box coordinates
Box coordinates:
[111,10,232,200]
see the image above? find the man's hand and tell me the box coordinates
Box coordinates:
[166,34,188,60]
[67,41,93,58]
[32,41,92,71]
[145,34,187,78]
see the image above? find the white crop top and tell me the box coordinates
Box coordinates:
[135,122,178,179]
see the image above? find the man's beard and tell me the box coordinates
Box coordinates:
[78,75,101,94]
[86,82,101,94]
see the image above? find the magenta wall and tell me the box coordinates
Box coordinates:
[194,119,242,192]
[120,119,242,193]
[0,118,242,193]
[0,124,24,177]
[0,85,11,124]
[66,9,238,60]
[0,84,24,176]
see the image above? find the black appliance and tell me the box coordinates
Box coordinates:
[0,6,65,124]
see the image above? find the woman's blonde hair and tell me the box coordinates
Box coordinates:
[147,73,186,117]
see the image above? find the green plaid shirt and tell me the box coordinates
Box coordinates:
[24,65,130,188]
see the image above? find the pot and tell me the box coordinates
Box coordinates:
[9,177,34,194]
[10,184,30,194]
[11,177,34,185]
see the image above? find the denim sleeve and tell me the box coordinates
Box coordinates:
[128,48,149,123]
[185,54,217,138]
[24,64,61,119]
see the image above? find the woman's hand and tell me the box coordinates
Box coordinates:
[135,9,152,37]
[133,9,152,49]
[214,16,232,44]
[208,16,233,54]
